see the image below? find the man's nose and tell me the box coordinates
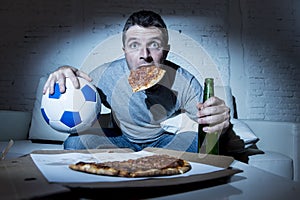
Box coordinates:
[139,46,151,60]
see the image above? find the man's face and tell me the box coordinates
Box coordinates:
[123,25,169,70]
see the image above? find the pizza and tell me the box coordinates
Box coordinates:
[69,154,191,178]
[128,65,166,92]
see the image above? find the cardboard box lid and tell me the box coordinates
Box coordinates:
[0,148,242,199]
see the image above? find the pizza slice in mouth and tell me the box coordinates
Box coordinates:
[128,65,166,92]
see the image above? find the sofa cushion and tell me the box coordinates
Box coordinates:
[249,151,293,180]
[28,77,69,142]
[0,110,32,141]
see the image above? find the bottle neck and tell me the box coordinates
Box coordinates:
[203,78,214,101]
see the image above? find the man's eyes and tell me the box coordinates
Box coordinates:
[128,41,161,50]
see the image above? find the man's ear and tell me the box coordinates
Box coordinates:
[166,44,170,51]
[163,44,170,59]
[122,46,125,53]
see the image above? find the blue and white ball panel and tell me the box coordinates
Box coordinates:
[50,111,82,133]
[81,84,97,102]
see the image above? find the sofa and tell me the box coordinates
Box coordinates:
[1,76,299,182]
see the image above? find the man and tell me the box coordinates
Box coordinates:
[43,10,247,162]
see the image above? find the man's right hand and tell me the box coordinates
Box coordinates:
[43,65,92,95]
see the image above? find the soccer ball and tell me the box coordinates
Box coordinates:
[41,77,101,133]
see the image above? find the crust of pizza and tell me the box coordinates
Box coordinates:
[128,65,166,92]
[69,154,191,178]
[69,162,119,176]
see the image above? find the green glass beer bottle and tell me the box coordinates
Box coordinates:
[197,78,219,154]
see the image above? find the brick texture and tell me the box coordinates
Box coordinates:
[240,0,300,122]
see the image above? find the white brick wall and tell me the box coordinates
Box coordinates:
[0,0,299,122]
[238,0,300,122]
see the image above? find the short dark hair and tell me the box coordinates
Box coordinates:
[122,10,169,45]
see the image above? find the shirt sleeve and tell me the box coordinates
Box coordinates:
[181,76,203,122]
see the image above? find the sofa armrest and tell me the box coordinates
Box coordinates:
[0,110,32,141]
[240,119,300,181]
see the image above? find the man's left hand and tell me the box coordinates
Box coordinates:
[196,96,230,134]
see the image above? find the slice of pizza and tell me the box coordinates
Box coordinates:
[69,154,191,178]
[128,65,166,92]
